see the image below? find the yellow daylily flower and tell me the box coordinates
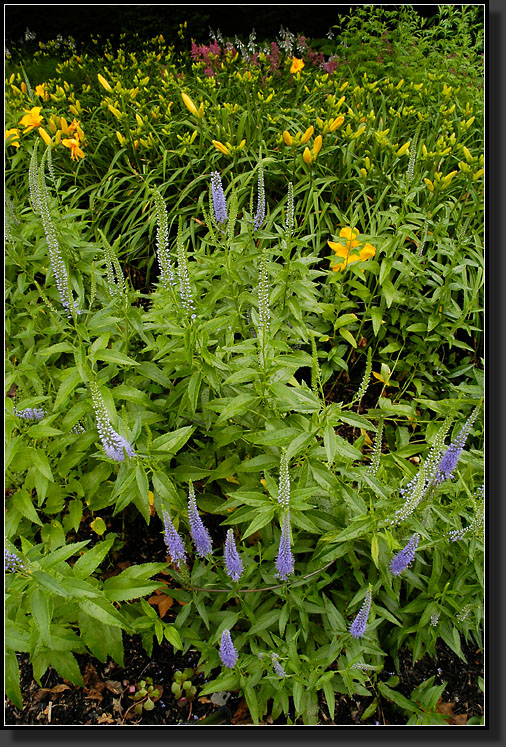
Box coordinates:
[35,84,45,97]
[328,227,377,272]
[5,128,20,147]
[290,57,305,74]
[18,106,43,133]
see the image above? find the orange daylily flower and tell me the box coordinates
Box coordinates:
[290,57,305,74]
[62,133,85,161]
[18,106,43,133]
[328,227,377,272]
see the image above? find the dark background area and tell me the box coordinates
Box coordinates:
[5,4,440,50]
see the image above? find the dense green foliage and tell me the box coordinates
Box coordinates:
[5,5,484,725]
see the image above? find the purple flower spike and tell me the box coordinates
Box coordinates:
[210,171,228,224]
[389,533,420,576]
[219,629,238,668]
[5,548,26,573]
[14,407,45,421]
[253,163,265,230]
[271,653,287,677]
[275,511,294,580]
[225,528,243,582]
[188,482,212,558]
[349,585,373,639]
[89,380,135,462]
[162,508,186,568]
[434,408,479,484]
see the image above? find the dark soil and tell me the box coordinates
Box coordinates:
[4,633,484,726]
[4,502,484,726]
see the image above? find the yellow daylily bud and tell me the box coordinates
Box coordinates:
[458,161,470,173]
[238,139,246,149]
[181,92,198,116]
[462,146,473,163]
[354,125,365,138]
[316,117,324,129]
[20,81,27,93]
[300,125,314,144]
[48,118,57,133]
[197,101,205,119]
[473,168,484,181]
[441,170,458,187]
[312,134,322,157]
[97,73,113,92]
[424,178,434,192]
[60,116,69,134]
[396,78,405,88]
[108,104,123,119]
[283,130,293,146]
[396,141,410,157]
[364,156,371,170]
[69,105,79,117]
[135,112,143,127]
[360,168,368,179]
[54,130,62,145]
[329,115,344,131]
[302,147,312,165]
[212,139,230,155]
[116,131,127,146]
[422,143,428,157]
[38,127,52,146]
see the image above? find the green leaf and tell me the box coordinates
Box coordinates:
[78,599,130,631]
[12,488,42,526]
[136,361,172,387]
[164,625,183,650]
[94,348,140,366]
[54,368,82,410]
[32,450,53,481]
[39,540,90,569]
[198,672,240,696]
[270,382,321,413]
[339,328,357,348]
[150,426,195,454]
[30,587,51,646]
[5,650,23,709]
[31,570,69,597]
[243,684,259,724]
[381,278,397,308]
[370,307,383,336]
[322,679,336,720]
[46,650,84,687]
[241,508,276,540]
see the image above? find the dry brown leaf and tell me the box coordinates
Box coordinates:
[97,713,116,724]
[436,699,468,725]
[232,698,252,725]
[33,684,70,701]
[83,662,105,701]
[104,680,123,695]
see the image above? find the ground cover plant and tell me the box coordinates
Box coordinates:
[5,5,484,726]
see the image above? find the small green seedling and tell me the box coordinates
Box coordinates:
[130,677,163,715]
[171,668,197,705]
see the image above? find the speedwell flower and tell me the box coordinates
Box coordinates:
[328,227,376,272]
[18,106,43,133]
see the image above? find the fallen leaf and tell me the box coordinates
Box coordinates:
[97,713,116,724]
[436,699,468,725]
[104,680,123,695]
[83,662,105,701]
[232,698,252,725]
[33,684,70,701]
